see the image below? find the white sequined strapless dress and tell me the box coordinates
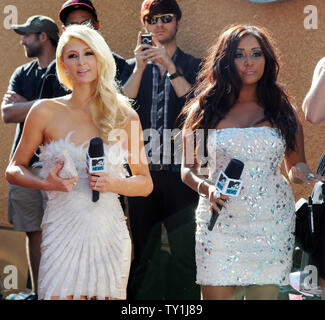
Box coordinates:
[196,127,296,286]
[37,132,131,300]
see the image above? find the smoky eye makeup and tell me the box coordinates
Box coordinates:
[234,50,245,59]
[234,48,263,59]
[252,49,263,57]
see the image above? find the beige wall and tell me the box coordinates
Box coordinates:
[0,0,325,290]
[0,230,28,296]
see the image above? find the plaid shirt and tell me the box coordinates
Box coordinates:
[150,49,179,164]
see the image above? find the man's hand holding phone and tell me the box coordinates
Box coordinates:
[143,36,174,71]
[134,32,174,71]
[133,32,154,71]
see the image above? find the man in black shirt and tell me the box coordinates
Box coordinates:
[58,0,128,83]
[1,15,64,295]
[122,0,201,300]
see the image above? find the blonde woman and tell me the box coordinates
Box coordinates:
[5,24,153,300]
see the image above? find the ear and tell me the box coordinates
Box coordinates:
[39,32,48,43]
[176,18,181,30]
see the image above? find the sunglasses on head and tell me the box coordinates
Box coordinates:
[145,13,175,25]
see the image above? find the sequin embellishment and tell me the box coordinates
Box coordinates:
[195,127,295,286]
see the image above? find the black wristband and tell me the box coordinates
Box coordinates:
[167,68,183,80]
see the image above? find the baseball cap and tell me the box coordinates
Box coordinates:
[12,15,59,42]
[59,0,98,24]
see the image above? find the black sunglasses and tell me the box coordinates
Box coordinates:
[145,13,175,25]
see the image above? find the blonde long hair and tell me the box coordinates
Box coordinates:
[56,24,131,143]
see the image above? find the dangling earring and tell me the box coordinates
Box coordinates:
[226,84,231,94]
[65,70,69,76]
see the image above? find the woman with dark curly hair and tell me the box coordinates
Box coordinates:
[180,25,323,300]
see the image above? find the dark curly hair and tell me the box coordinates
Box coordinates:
[181,24,297,153]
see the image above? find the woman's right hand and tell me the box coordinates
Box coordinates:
[45,163,79,192]
[208,184,229,215]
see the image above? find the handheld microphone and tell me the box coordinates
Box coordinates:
[208,158,244,231]
[87,137,106,202]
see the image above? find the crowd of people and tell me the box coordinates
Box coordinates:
[2,0,325,300]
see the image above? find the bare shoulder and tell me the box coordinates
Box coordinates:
[126,106,140,122]
[28,99,55,119]
[28,95,70,120]
[122,105,140,126]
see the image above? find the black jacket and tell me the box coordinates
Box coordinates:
[122,48,202,170]
[123,48,201,131]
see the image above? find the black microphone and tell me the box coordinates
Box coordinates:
[208,158,244,231]
[87,137,105,202]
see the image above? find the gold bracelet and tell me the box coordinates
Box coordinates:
[197,179,208,198]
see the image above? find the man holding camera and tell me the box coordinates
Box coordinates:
[122,0,201,300]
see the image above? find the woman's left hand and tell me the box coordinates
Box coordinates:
[88,170,114,193]
[290,162,325,184]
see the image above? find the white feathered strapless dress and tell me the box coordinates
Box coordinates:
[37,132,131,300]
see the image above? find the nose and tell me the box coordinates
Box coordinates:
[78,55,85,65]
[155,18,163,27]
[245,55,253,66]
[244,55,253,66]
